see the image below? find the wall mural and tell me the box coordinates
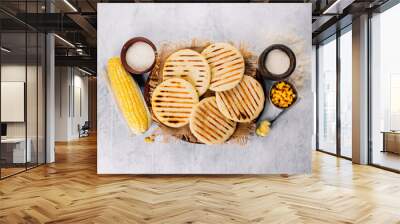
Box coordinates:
[97,3,313,174]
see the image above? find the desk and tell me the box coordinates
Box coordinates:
[1,138,31,163]
[382,131,400,154]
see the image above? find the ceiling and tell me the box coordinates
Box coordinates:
[0,0,391,74]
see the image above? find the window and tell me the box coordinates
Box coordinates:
[390,74,400,130]
[317,36,337,154]
[316,25,353,159]
[340,28,352,158]
[370,3,400,171]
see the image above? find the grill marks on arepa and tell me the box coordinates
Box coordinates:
[216,76,265,123]
[152,78,199,128]
[201,43,245,92]
[190,97,237,145]
[162,49,211,96]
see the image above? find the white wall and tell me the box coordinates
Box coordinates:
[55,66,69,141]
[54,67,89,141]
[72,73,89,138]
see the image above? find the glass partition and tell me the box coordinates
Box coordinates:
[27,31,38,169]
[0,1,46,179]
[38,32,46,165]
[26,0,43,169]
[1,31,28,177]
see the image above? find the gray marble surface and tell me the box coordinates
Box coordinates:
[97,3,313,174]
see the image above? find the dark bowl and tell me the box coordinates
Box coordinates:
[269,80,298,109]
[258,44,296,81]
[120,37,157,75]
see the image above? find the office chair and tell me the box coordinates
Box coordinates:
[79,121,90,138]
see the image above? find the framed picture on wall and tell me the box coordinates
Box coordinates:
[97,3,313,174]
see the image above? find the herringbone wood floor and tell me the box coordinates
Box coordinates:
[1,135,400,224]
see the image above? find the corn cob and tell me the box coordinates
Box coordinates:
[107,57,151,134]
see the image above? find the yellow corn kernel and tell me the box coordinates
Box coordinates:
[107,57,151,134]
[144,136,154,143]
[271,81,295,108]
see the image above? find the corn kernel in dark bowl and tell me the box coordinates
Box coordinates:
[269,81,297,109]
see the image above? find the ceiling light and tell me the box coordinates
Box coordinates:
[63,0,78,12]
[323,0,341,14]
[54,34,75,48]
[78,67,93,76]
[1,47,11,53]
[322,0,354,15]
[76,48,86,56]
